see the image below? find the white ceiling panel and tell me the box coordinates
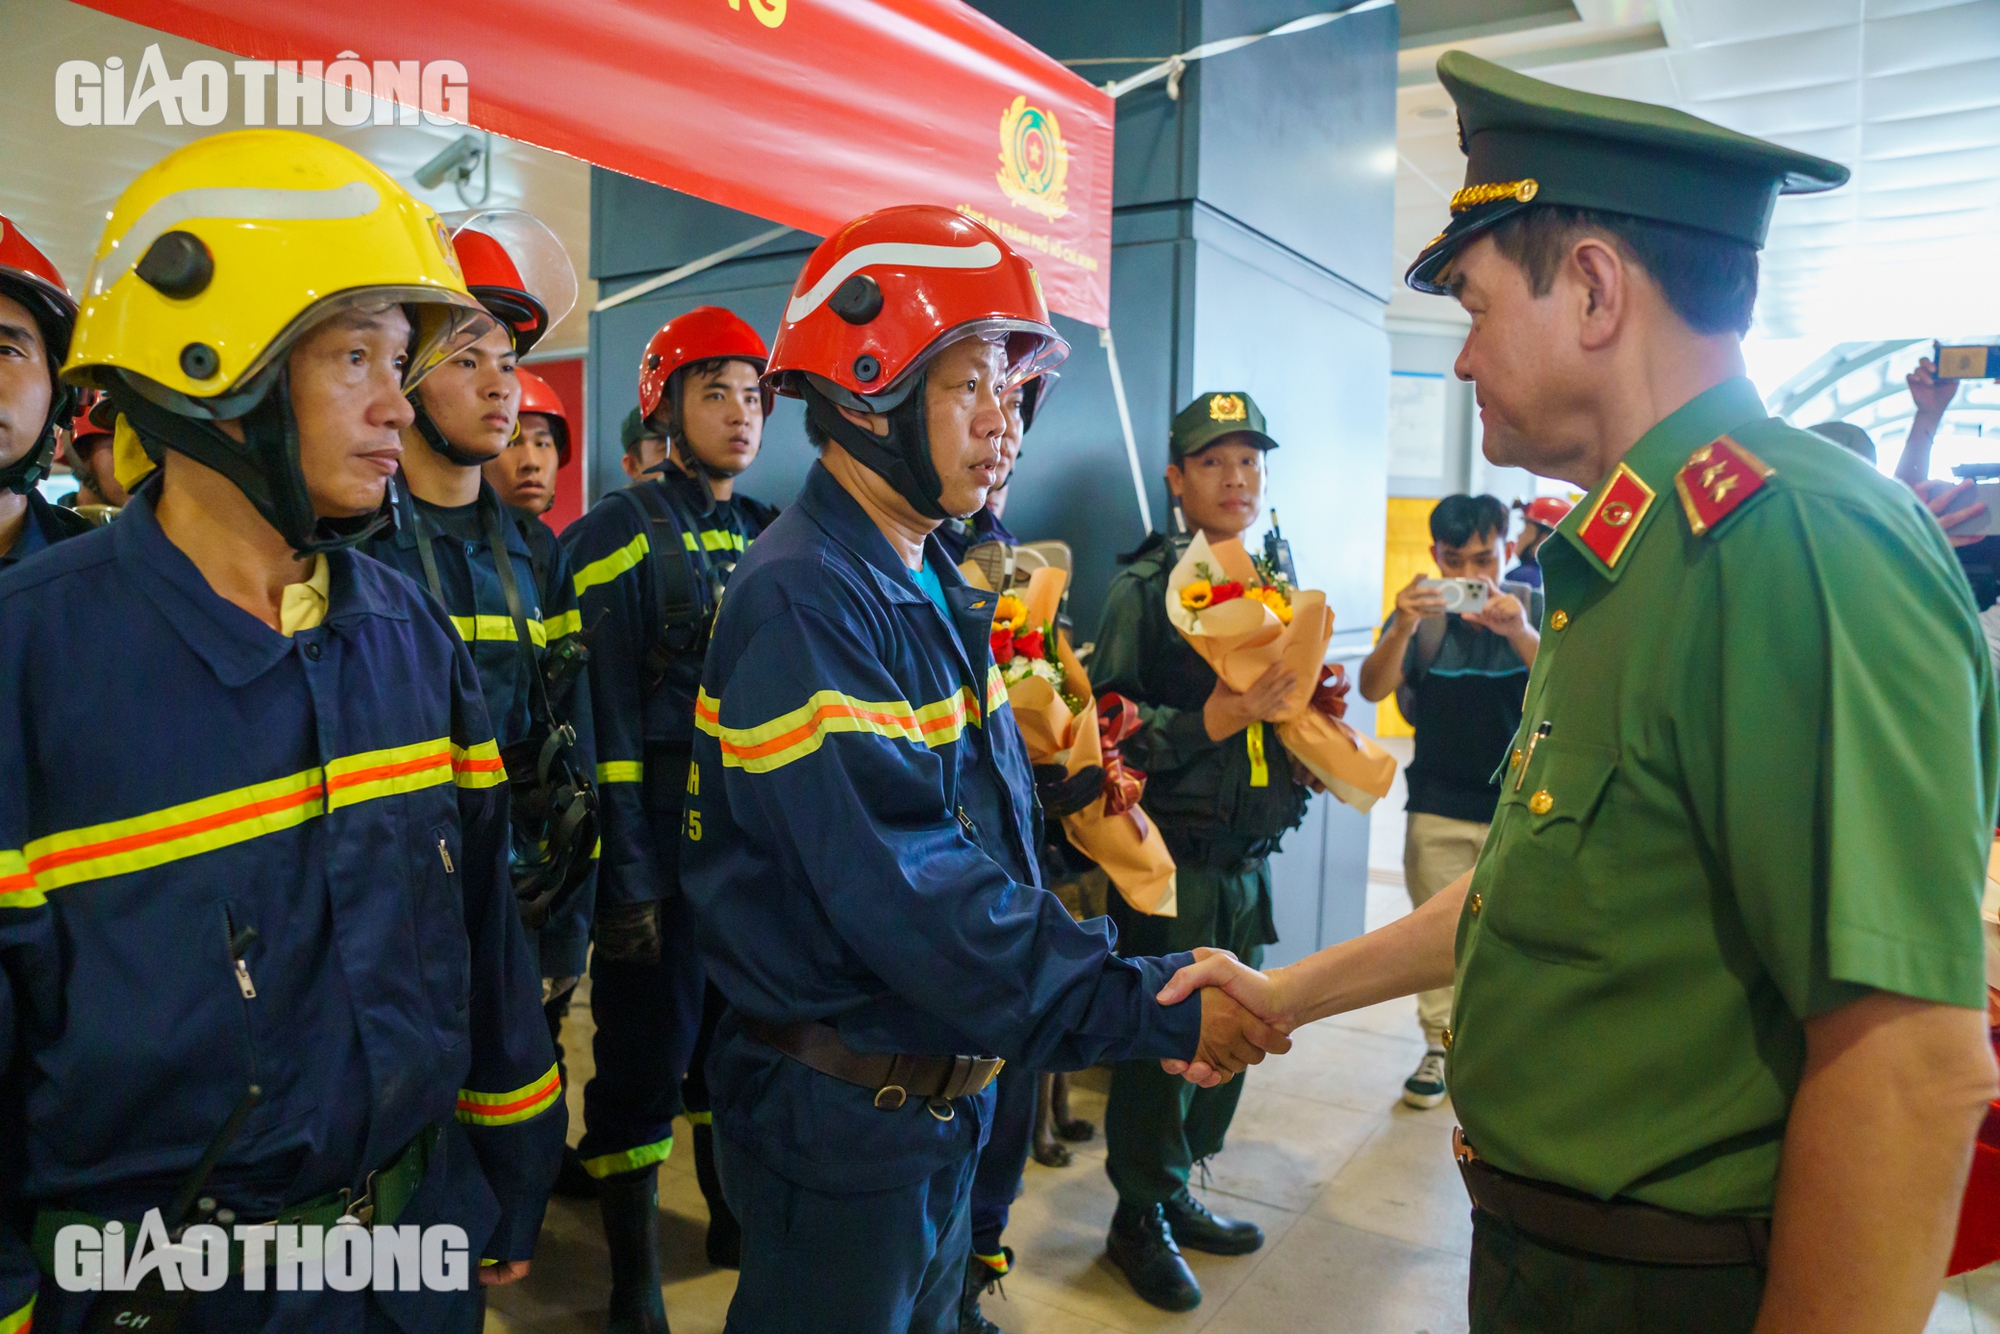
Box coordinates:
[1864,59,2000,122]
[1863,105,2000,156]
[1864,0,1985,19]
[1670,0,1861,45]
[1666,24,1861,100]
[1519,48,1682,99]
[1690,80,1861,135]
[1861,1,2000,74]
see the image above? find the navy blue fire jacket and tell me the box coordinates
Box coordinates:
[679,462,1202,1193]
[361,479,597,977]
[562,464,778,910]
[0,493,564,1329]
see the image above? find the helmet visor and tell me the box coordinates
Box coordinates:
[855,316,1069,412]
[442,209,578,334]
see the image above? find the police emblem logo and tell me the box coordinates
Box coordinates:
[1208,394,1248,423]
[1575,463,1655,568]
[997,95,1071,221]
[433,216,461,277]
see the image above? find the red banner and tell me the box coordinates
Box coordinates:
[72,0,1115,326]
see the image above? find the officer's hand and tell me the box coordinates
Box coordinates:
[1393,572,1448,624]
[1912,479,1987,548]
[480,1260,531,1286]
[1909,357,1961,421]
[1203,660,1298,742]
[1159,949,1297,1086]
[1175,987,1293,1087]
[1466,581,1527,636]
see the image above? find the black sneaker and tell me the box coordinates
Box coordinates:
[957,1246,1010,1334]
[1106,1202,1201,1312]
[1162,1190,1264,1256]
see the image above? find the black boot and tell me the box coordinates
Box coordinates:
[957,1246,1010,1334]
[599,1170,670,1334]
[1106,1201,1201,1312]
[555,1144,598,1199]
[690,1122,740,1269]
[1162,1189,1264,1256]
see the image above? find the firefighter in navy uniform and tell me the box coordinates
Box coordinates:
[0,130,564,1332]
[560,306,779,1331]
[358,209,600,1050]
[679,205,1289,1334]
[0,216,91,568]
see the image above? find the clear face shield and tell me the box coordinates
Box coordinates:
[441,208,579,333]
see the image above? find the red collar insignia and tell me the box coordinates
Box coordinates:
[1675,436,1774,536]
[1574,463,1656,568]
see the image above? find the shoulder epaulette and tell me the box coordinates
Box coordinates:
[1574,463,1654,568]
[1675,435,1774,536]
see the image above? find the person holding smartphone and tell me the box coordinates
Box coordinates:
[1358,493,1538,1108]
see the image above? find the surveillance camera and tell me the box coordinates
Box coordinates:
[414,134,484,191]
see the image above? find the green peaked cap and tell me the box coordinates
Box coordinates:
[1406,51,1850,295]
[1171,392,1279,462]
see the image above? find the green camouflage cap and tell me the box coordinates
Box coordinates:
[1171,392,1278,462]
[1406,51,1849,295]
[620,405,661,453]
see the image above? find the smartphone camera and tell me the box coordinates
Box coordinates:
[1420,577,1489,614]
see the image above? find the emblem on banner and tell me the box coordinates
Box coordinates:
[997,95,1070,221]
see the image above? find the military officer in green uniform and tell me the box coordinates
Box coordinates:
[1091,391,1312,1311]
[1161,52,2000,1334]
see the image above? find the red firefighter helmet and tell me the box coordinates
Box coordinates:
[1522,496,1574,530]
[764,205,1067,412]
[0,215,78,493]
[637,305,772,428]
[514,368,570,467]
[444,210,576,357]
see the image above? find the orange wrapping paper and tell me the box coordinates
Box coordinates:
[1164,533,1396,813]
[999,568,1178,917]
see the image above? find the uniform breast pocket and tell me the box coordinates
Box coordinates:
[1481,737,1621,968]
[410,817,471,1049]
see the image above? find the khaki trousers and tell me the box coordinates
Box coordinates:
[1402,811,1489,1047]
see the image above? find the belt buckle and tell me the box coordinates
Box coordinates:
[1452,1127,1476,1166]
[874,1085,907,1111]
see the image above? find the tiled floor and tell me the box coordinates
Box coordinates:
[489,736,1996,1331]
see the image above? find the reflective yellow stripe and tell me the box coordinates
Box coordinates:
[582,1136,673,1179]
[452,739,509,790]
[0,850,43,910]
[597,760,644,784]
[695,680,983,775]
[456,1063,562,1126]
[447,613,548,647]
[1247,720,1269,787]
[544,608,582,640]
[985,664,1008,715]
[19,738,492,892]
[0,1295,31,1334]
[682,529,746,554]
[574,532,649,596]
[684,1110,713,1126]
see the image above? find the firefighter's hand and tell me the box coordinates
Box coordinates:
[1203,660,1297,742]
[480,1260,531,1286]
[1176,982,1292,1088]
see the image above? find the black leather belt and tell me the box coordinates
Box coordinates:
[743,1019,1004,1114]
[1454,1128,1770,1268]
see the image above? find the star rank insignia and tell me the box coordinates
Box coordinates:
[1574,463,1655,568]
[1675,436,1774,536]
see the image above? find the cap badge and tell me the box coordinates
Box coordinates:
[1449,179,1539,214]
[1675,436,1774,537]
[1208,394,1248,423]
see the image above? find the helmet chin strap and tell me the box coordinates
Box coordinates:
[0,373,76,497]
[802,377,950,522]
[107,374,387,558]
[413,403,501,469]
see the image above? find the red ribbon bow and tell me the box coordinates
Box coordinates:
[1312,664,1350,720]
[1095,692,1148,816]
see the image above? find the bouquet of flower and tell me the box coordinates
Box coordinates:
[991,566,1178,917]
[1166,531,1396,813]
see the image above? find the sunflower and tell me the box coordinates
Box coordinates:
[1251,585,1293,624]
[1180,579,1213,611]
[993,593,1028,634]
